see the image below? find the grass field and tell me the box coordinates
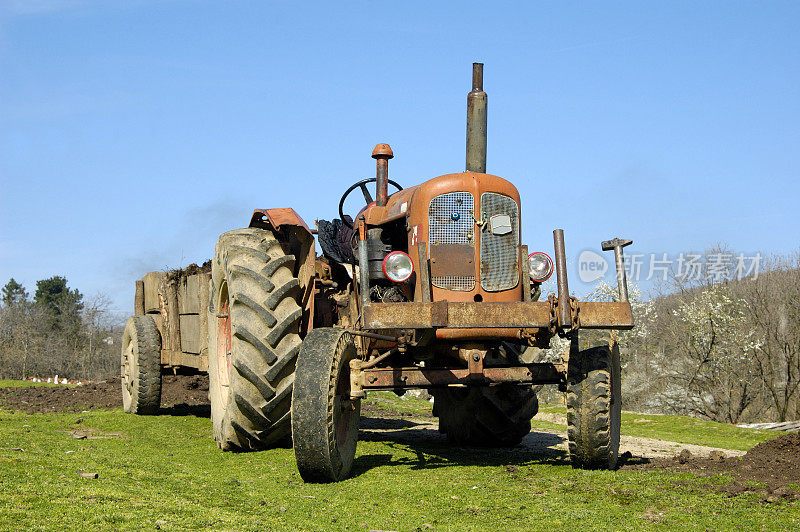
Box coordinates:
[0,386,798,531]
[533,402,777,451]
[0,379,68,389]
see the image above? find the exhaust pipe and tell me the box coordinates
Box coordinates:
[466,62,487,173]
[372,143,393,207]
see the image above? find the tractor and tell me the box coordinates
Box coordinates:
[121,63,634,482]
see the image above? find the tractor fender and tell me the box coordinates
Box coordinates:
[249,207,312,234]
[248,208,316,337]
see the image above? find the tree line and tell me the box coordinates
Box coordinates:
[601,249,800,424]
[0,276,121,381]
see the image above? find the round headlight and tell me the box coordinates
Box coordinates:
[382,251,414,283]
[528,251,553,283]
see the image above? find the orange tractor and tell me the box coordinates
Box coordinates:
[121,63,634,482]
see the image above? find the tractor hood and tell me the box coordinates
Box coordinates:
[364,171,524,303]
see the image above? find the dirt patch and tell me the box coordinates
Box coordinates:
[625,432,800,502]
[0,374,210,414]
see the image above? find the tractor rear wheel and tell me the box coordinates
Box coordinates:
[121,315,162,415]
[432,384,539,447]
[566,340,622,469]
[208,227,303,451]
[292,328,360,483]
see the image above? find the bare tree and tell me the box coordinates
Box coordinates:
[736,253,800,421]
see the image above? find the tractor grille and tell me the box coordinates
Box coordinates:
[429,192,475,291]
[480,193,519,292]
[432,275,475,292]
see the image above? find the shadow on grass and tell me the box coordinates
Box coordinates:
[159,403,211,418]
[352,415,575,477]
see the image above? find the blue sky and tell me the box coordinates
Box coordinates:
[1,1,798,313]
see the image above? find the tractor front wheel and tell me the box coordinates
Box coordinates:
[566,339,622,469]
[292,328,361,483]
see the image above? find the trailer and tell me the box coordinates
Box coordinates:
[120,266,211,413]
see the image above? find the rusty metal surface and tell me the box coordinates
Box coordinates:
[362,300,633,330]
[372,143,393,207]
[577,301,635,329]
[520,245,531,302]
[429,243,475,277]
[417,242,432,303]
[553,229,572,328]
[249,207,311,233]
[358,239,370,325]
[403,171,522,302]
[435,327,528,341]
[466,62,487,173]
[358,363,563,390]
[429,300,449,327]
[465,348,484,380]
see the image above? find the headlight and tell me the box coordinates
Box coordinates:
[382,251,414,283]
[528,251,553,282]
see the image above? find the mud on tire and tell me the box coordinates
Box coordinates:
[121,315,162,415]
[208,227,302,451]
[567,340,622,469]
[291,328,360,483]
[432,384,539,447]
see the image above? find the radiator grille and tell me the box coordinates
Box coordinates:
[480,193,519,292]
[432,275,476,291]
[429,192,475,291]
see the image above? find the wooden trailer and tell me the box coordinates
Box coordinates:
[121,265,213,414]
[133,267,212,373]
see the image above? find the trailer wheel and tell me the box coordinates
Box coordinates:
[121,315,162,415]
[566,340,621,469]
[432,384,538,447]
[208,227,302,451]
[292,328,360,483]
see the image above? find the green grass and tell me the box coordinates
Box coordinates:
[0,379,68,389]
[0,387,797,530]
[366,391,434,416]
[536,403,779,451]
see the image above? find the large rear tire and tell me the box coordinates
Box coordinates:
[567,339,622,469]
[432,384,539,447]
[121,315,162,415]
[208,227,302,451]
[292,328,360,483]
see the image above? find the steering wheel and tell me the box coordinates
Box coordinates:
[338,178,403,229]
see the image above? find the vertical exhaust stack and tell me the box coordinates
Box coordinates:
[466,62,487,173]
[372,143,393,207]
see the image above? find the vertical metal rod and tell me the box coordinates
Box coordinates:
[602,238,633,303]
[520,245,531,302]
[358,239,370,325]
[614,247,629,302]
[417,241,432,303]
[372,144,393,207]
[553,229,572,328]
[376,159,388,206]
[466,62,487,173]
